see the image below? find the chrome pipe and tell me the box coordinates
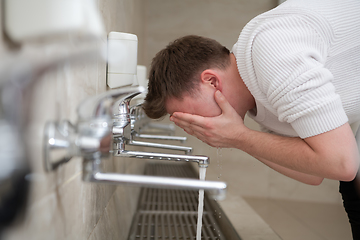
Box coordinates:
[128,140,192,154]
[82,157,226,199]
[134,133,187,143]
[145,122,176,132]
[93,172,226,191]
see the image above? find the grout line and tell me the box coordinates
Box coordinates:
[87,188,117,240]
[60,171,82,189]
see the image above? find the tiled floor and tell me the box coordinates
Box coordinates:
[244,197,353,240]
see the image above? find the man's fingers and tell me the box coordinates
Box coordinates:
[171,116,207,133]
[170,112,205,128]
[170,112,213,138]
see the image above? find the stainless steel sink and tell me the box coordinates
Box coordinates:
[127,163,242,240]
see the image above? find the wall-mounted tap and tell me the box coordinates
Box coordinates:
[130,103,187,143]
[111,97,212,166]
[128,102,187,142]
[44,87,144,170]
[44,86,227,197]
[135,118,187,143]
[112,102,192,154]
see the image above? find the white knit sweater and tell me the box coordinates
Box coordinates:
[233,0,360,138]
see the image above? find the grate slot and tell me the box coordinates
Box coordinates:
[204,213,217,240]
[186,190,197,212]
[151,188,157,211]
[189,213,198,239]
[147,213,153,240]
[167,214,173,240]
[140,213,147,240]
[178,213,188,239]
[173,214,180,240]
[161,214,167,239]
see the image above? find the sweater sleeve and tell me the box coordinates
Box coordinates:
[250,15,348,138]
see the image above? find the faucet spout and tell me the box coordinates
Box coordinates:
[77,86,145,121]
[82,158,226,199]
[114,150,209,167]
[94,173,226,195]
[127,140,192,154]
[129,103,187,142]
[133,133,187,143]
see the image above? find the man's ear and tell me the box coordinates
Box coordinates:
[200,69,222,90]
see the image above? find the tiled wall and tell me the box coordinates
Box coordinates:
[145,0,342,205]
[1,0,147,239]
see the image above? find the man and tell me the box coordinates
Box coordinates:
[143,0,360,237]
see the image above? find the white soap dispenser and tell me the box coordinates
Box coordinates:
[107,32,138,88]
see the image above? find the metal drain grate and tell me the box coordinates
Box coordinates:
[128,163,226,240]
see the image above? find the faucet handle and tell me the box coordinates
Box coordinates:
[118,93,142,115]
[130,102,144,114]
[129,102,145,130]
[77,86,145,121]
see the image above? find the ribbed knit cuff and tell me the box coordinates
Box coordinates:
[291,100,348,139]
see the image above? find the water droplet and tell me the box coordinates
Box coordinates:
[216,148,223,180]
[217,147,223,157]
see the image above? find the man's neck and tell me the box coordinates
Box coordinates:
[229,53,256,118]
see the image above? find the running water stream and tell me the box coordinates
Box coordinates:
[196,167,206,240]
[196,148,223,239]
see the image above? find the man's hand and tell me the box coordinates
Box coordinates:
[170,90,247,148]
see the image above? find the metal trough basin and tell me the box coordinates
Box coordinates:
[127,162,242,240]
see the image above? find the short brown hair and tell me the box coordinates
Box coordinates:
[143,35,230,119]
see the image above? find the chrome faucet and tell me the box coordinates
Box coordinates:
[112,102,192,154]
[129,102,188,142]
[44,86,227,196]
[130,103,187,142]
[112,96,212,166]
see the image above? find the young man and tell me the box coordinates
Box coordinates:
[143,0,360,237]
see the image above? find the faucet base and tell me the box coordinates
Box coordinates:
[43,120,75,171]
